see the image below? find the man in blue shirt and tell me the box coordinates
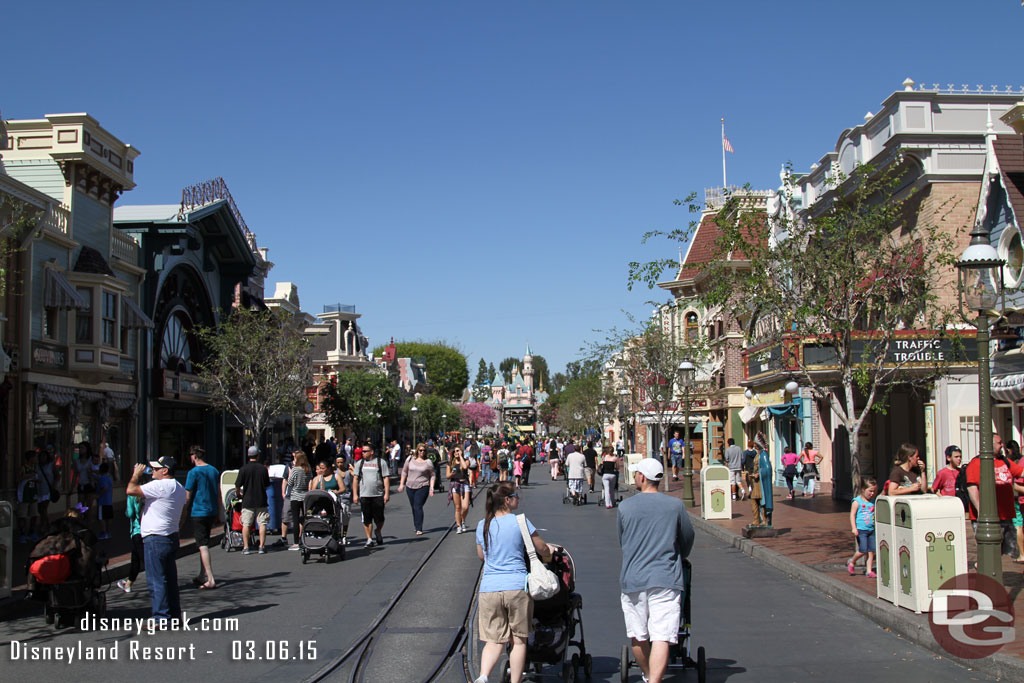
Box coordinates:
[185,446,220,589]
[667,431,685,481]
[618,458,694,683]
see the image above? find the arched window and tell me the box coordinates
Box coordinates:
[685,312,699,341]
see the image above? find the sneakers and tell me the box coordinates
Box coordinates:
[866,571,877,578]
[258,546,266,554]
[242,548,254,555]
[288,544,300,551]
[460,524,468,533]
[375,531,384,545]
[341,536,348,546]
[456,526,463,534]
[116,579,132,593]
[365,538,377,548]
[474,675,488,683]
[847,561,856,576]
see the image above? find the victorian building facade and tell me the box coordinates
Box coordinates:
[2,113,149,495]
[738,80,1015,499]
[114,178,271,469]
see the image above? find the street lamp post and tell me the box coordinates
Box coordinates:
[441,414,447,440]
[956,225,1006,584]
[598,399,607,444]
[678,360,696,508]
[619,388,630,452]
[411,405,419,448]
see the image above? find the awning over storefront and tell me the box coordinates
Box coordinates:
[766,400,803,419]
[739,405,765,424]
[121,296,155,329]
[35,384,138,418]
[992,373,1024,402]
[44,268,88,310]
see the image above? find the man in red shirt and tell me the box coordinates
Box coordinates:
[966,434,1024,557]
[931,445,962,498]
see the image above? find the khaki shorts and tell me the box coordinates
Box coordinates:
[478,589,533,643]
[241,507,269,527]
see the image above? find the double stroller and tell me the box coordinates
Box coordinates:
[502,547,591,683]
[26,516,108,629]
[300,489,345,564]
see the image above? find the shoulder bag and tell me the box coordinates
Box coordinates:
[516,514,559,600]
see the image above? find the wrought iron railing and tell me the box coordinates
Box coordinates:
[179,177,258,248]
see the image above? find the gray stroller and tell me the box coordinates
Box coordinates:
[300,489,346,564]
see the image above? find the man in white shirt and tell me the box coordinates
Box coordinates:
[127,455,187,622]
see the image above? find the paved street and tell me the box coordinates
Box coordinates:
[2,475,995,682]
[473,475,993,683]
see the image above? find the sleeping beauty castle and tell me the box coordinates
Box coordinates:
[486,346,548,432]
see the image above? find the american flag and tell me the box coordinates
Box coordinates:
[723,136,735,154]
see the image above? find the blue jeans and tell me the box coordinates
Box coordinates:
[480,465,494,485]
[143,533,180,621]
[406,486,429,532]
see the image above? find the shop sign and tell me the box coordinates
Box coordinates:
[804,336,978,368]
[750,390,785,406]
[31,342,67,371]
[747,345,783,377]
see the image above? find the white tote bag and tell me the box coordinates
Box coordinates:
[516,514,559,600]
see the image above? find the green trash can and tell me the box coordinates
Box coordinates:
[875,495,895,604]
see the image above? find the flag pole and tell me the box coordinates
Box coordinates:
[721,117,727,188]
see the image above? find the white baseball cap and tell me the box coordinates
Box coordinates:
[628,458,664,481]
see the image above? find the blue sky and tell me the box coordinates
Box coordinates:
[4,1,1023,379]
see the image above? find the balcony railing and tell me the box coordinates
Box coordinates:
[39,203,71,236]
[112,230,139,264]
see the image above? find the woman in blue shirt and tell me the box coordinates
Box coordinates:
[474,482,554,683]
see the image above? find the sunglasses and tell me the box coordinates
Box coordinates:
[507,493,519,499]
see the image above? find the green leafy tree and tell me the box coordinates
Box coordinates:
[406,394,456,440]
[550,372,568,394]
[630,161,964,490]
[371,340,469,400]
[537,393,561,429]
[488,362,496,382]
[194,307,311,452]
[0,194,43,296]
[322,370,400,443]
[552,376,605,439]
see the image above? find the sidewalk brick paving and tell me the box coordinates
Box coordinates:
[656,476,1024,667]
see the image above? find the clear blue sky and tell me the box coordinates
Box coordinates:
[4,1,1023,380]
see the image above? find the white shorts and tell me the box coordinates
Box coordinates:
[620,588,681,643]
[729,470,743,485]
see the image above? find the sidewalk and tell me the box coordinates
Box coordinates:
[2,501,225,617]
[658,476,1024,680]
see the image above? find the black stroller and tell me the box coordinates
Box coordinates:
[300,489,345,564]
[503,547,591,683]
[220,489,257,552]
[26,517,108,629]
[619,558,706,683]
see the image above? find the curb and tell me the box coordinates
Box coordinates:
[690,515,1024,680]
[0,531,224,620]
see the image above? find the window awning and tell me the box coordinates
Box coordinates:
[44,268,88,310]
[766,400,804,419]
[739,405,765,424]
[992,373,1024,403]
[121,296,154,330]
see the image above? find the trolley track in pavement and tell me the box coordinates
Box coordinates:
[304,520,481,683]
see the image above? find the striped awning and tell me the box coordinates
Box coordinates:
[44,268,88,310]
[121,296,154,329]
[992,373,1024,403]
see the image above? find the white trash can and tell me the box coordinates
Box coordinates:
[891,495,967,613]
[875,496,895,605]
[701,464,732,520]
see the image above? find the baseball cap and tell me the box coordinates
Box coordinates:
[628,458,664,481]
[148,455,177,472]
[944,445,962,459]
[247,446,259,458]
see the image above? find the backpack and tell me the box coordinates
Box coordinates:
[954,465,970,512]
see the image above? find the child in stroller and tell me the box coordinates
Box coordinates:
[299,489,345,564]
[26,508,108,629]
[220,489,257,552]
[502,546,591,682]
